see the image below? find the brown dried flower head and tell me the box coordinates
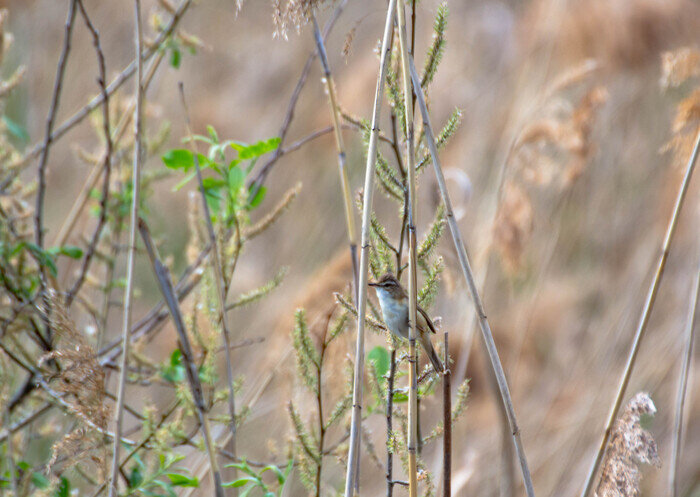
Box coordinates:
[272,0,332,39]
[493,183,534,274]
[39,292,108,474]
[660,50,700,169]
[595,392,661,497]
[660,47,700,89]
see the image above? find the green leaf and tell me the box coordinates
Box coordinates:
[48,245,83,259]
[23,242,58,277]
[162,149,193,171]
[161,349,185,383]
[170,47,181,68]
[368,346,390,379]
[3,115,29,143]
[207,125,219,143]
[393,391,408,403]
[53,477,70,497]
[224,461,256,478]
[247,186,266,209]
[202,177,226,191]
[223,477,257,488]
[167,473,199,487]
[230,137,280,159]
[260,465,286,485]
[32,472,50,489]
[228,164,245,193]
[128,464,143,489]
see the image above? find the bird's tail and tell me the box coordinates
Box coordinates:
[420,334,444,373]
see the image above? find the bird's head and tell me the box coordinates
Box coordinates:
[368,273,405,300]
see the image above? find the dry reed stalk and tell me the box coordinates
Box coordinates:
[138,219,225,497]
[107,1,143,495]
[408,56,536,497]
[344,1,397,495]
[396,0,418,495]
[178,82,239,493]
[579,128,700,497]
[669,264,699,497]
[311,14,359,302]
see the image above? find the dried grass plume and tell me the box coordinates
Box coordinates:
[595,392,661,497]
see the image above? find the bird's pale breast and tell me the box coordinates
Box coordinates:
[376,290,409,339]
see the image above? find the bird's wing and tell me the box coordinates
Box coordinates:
[417,305,437,334]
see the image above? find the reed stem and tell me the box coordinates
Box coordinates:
[408,56,536,497]
[344,2,397,495]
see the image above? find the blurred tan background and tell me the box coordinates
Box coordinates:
[3,0,699,495]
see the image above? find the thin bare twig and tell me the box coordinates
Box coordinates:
[108,1,144,494]
[30,0,77,350]
[178,82,238,493]
[7,0,193,175]
[248,0,347,198]
[344,1,397,495]
[66,0,113,307]
[396,1,418,495]
[385,348,397,497]
[35,0,77,251]
[408,56,536,497]
[311,13,359,303]
[0,402,52,444]
[579,129,700,497]
[443,331,451,497]
[138,219,225,497]
[53,48,165,249]
[670,263,699,497]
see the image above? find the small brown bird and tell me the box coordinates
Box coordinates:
[369,273,444,373]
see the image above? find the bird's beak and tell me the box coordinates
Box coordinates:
[368,282,379,287]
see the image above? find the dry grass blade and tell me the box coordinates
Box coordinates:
[669,264,699,497]
[408,55,536,497]
[344,1,397,495]
[579,128,700,497]
[138,218,225,497]
[108,1,143,495]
